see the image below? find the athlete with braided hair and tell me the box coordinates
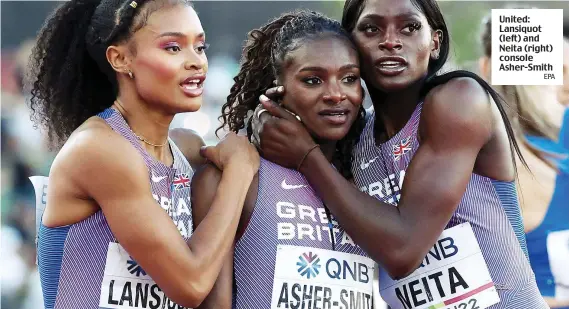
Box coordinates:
[29,0,258,308]
[250,0,548,308]
[192,10,376,309]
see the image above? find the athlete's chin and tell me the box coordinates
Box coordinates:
[176,97,202,113]
[372,77,416,93]
[369,70,427,93]
[312,127,351,143]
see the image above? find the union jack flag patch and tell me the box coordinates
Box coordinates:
[172,173,191,190]
[392,136,412,161]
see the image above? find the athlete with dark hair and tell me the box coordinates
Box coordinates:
[29,0,258,308]
[251,0,548,308]
[192,10,376,309]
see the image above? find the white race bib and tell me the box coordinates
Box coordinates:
[30,175,49,265]
[271,245,376,309]
[547,229,569,300]
[99,242,190,309]
[29,176,49,240]
[379,223,500,309]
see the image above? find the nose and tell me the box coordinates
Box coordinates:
[378,27,402,51]
[184,50,207,71]
[323,82,347,104]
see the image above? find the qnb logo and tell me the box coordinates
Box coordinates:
[127,257,147,277]
[296,252,321,279]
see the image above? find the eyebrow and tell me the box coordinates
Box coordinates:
[360,12,421,20]
[156,32,205,39]
[299,64,359,73]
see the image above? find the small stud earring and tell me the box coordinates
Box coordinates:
[128,71,134,79]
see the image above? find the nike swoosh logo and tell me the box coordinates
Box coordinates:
[281,179,307,190]
[152,174,166,183]
[360,156,379,170]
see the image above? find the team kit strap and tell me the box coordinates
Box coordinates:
[379,223,500,309]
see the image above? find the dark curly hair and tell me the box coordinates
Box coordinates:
[27,0,191,148]
[218,10,366,179]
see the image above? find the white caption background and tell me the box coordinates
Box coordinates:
[491,9,563,86]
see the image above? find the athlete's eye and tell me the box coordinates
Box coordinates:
[302,77,322,85]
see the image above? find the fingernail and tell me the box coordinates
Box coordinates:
[259,94,269,102]
[277,86,284,92]
[261,100,271,108]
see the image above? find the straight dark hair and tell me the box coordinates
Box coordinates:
[341,0,528,171]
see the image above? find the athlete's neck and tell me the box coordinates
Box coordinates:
[310,135,337,162]
[318,142,336,162]
[369,78,424,143]
[113,91,174,164]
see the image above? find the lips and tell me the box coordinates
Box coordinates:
[180,75,205,97]
[318,108,350,125]
[374,56,408,76]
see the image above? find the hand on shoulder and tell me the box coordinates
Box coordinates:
[170,128,207,168]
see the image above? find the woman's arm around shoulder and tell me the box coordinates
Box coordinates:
[58,127,257,308]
